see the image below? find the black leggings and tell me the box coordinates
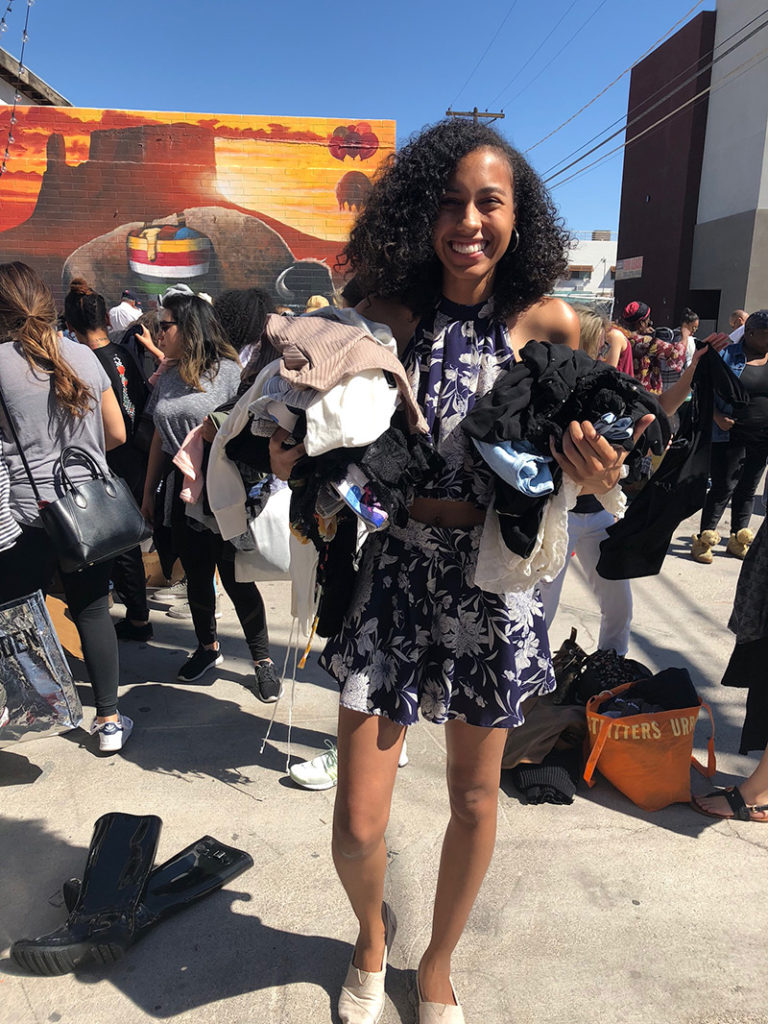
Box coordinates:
[0,526,119,717]
[171,489,269,661]
[700,440,768,534]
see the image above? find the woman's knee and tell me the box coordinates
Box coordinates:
[333,804,388,860]
[446,774,500,829]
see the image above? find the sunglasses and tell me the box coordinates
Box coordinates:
[157,320,178,333]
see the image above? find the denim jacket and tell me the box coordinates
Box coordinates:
[713,340,747,442]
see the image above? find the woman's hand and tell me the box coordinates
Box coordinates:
[269,426,306,481]
[713,410,735,431]
[136,324,164,362]
[201,416,218,444]
[549,415,656,495]
[698,331,731,354]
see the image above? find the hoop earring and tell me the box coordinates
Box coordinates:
[508,228,520,253]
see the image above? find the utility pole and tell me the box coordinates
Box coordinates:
[445,107,505,126]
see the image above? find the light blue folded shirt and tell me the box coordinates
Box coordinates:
[472,439,554,496]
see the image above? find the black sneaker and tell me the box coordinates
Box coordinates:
[251,660,283,703]
[177,646,223,682]
[114,618,154,642]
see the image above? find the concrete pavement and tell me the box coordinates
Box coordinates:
[1,505,767,1024]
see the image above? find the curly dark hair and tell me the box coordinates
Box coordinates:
[340,119,569,320]
[213,288,273,353]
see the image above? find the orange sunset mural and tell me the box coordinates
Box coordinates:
[0,107,396,305]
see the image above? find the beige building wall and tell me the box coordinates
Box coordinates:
[690,0,768,325]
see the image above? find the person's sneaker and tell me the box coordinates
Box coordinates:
[90,713,133,753]
[114,618,154,642]
[177,645,223,682]
[289,737,408,790]
[252,660,283,703]
[167,602,222,620]
[289,741,339,790]
[153,578,188,602]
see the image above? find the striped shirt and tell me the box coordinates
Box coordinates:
[0,437,21,553]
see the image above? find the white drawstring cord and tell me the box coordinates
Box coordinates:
[259,616,296,755]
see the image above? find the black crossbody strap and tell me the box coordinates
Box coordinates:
[0,385,45,506]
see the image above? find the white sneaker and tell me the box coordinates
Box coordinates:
[289,737,408,790]
[153,579,188,602]
[289,740,339,790]
[90,713,133,753]
[167,601,222,620]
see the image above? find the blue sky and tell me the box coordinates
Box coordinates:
[4,0,716,232]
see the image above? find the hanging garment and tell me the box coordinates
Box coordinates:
[597,345,749,579]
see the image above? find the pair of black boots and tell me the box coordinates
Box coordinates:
[11,812,252,975]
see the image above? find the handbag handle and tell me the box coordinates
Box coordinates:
[583,717,611,788]
[58,446,110,491]
[0,384,45,505]
[691,700,717,778]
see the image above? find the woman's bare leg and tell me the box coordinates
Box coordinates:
[418,719,508,1005]
[333,707,406,971]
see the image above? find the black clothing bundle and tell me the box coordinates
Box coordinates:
[597,345,749,579]
[462,341,668,558]
[510,748,582,805]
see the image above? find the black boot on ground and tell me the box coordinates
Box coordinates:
[61,835,254,938]
[11,812,162,975]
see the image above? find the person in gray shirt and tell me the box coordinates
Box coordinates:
[0,261,133,754]
[141,292,283,700]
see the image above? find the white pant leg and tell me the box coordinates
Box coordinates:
[571,509,633,655]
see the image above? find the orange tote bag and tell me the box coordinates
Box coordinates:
[583,681,716,811]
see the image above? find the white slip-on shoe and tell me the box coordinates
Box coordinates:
[338,902,397,1024]
[417,974,465,1023]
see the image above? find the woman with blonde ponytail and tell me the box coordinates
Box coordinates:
[0,262,134,754]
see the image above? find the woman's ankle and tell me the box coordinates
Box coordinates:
[418,952,456,1004]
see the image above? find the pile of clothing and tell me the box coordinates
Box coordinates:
[208,308,443,634]
[461,341,668,593]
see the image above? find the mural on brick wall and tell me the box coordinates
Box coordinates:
[0,108,395,309]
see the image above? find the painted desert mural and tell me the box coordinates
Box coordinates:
[0,108,396,308]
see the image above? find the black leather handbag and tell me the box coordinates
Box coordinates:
[37,446,151,572]
[0,390,150,573]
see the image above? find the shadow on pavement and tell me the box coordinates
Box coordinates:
[0,814,412,1021]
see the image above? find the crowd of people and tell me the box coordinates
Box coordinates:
[1,116,767,1022]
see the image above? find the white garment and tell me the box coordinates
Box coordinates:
[208,361,280,541]
[248,366,400,458]
[538,508,633,656]
[108,300,142,331]
[473,477,578,594]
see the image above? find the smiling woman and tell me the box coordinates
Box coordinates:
[292,117,641,1024]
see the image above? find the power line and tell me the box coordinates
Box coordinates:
[548,43,768,191]
[490,0,579,106]
[544,12,768,185]
[448,1,520,109]
[525,0,706,154]
[540,5,768,177]
[504,0,612,109]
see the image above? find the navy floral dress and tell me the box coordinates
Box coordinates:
[319,297,555,728]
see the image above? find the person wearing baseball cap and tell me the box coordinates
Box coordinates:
[109,288,143,332]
